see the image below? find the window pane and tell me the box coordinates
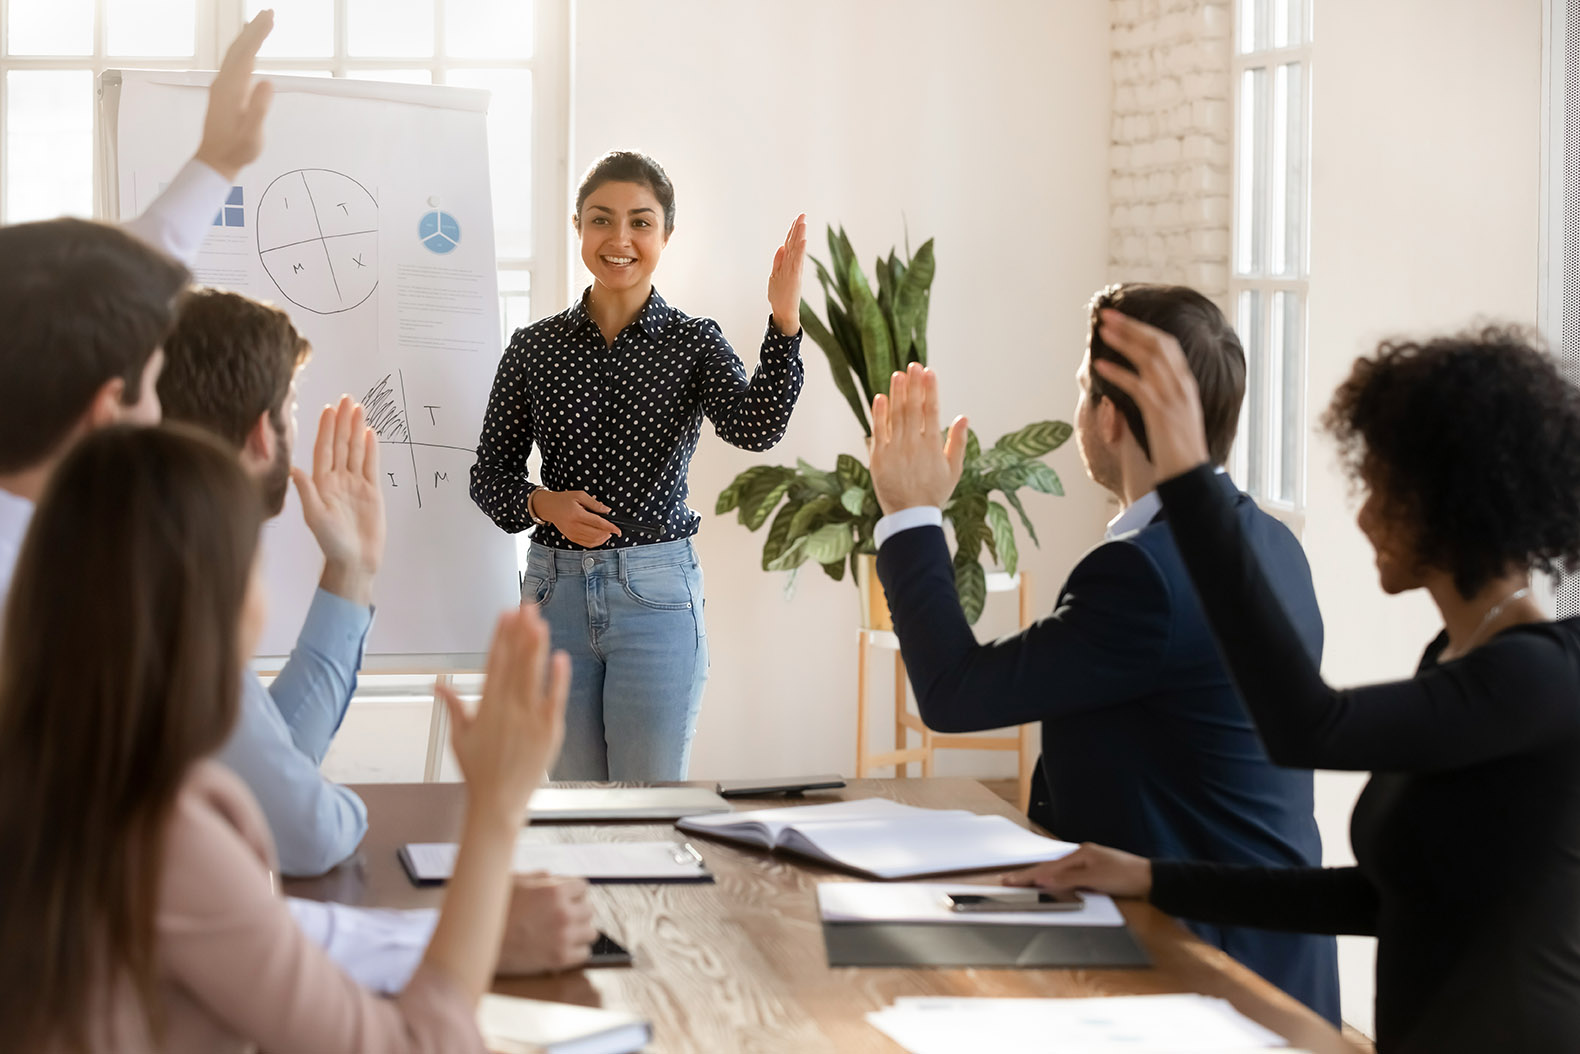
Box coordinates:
[1273,291,1303,503]
[345,68,434,83]
[1273,0,1308,48]
[446,0,533,58]
[1271,62,1305,276]
[5,71,93,222]
[107,0,195,56]
[1236,67,1268,275]
[445,68,532,257]
[499,268,532,337]
[1237,289,1267,496]
[249,0,334,58]
[8,0,93,55]
[349,0,435,57]
[1239,0,1270,53]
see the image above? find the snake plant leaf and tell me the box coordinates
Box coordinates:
[824,299,869,401]
[827,227,854,301]
[875,254,896,326]
[1021,461,1065,496]
[813,256,850,314]
[986,500,1019,578]
[820,558,846,582]
[1002,489,1040,547]
[790,494,839,538]
[835,453,871,490]
[913,288,931,364]
[803,521,855,564]
[847,257,895,397]
[993,420,1073,459]
[761,498,804,570]
[800,300,871,434]
[953,548,987,624]
[892,238,935,366]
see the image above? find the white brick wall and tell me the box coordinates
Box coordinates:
[1109,0,1233,299]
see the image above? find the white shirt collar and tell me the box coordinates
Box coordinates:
[0,487,35,604]
[1104,467,1229,540]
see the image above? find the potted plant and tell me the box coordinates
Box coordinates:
[716,226,1070,625]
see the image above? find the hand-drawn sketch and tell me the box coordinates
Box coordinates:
[258,169,379,315]
[362,370,477,510]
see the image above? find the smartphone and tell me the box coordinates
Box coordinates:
[945,890,1084,913]
[586,931,634,967]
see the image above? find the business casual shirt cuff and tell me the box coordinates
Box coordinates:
[875,505,944,549]
[121,157,232,267]
[300,587,375,670]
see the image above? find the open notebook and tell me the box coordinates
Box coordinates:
[675,797,1076,879]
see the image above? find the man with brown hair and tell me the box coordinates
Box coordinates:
[866,283,1339,1023]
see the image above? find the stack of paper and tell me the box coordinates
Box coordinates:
[478,994,650,1054]
[817,882,1126,927]
[676,797,1077,879]
[866,995,1296,1053]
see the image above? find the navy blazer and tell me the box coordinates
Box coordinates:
[876,474,1340,1024]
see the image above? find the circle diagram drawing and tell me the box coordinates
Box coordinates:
[419,208,461,255]
[257,169,379,315]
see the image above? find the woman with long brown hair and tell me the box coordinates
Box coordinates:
[0,423,569,1052]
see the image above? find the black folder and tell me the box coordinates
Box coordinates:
[823,920,1150,969]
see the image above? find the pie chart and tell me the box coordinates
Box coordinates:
[420,209,461,255]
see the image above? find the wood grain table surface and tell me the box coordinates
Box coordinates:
[286,778,1360,1054]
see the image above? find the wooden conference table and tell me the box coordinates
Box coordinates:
[286,779,1359,1054]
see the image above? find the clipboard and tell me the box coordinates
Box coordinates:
[399,839,714,886]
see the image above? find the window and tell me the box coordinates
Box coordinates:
[1231,0,1312,507]
[0,0,569,331]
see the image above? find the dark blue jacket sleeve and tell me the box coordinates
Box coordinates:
[876,524,1174,733]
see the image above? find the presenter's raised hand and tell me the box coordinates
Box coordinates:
[869,363,970,515]
[532,489,622,549]
[439,606,570,826]
[195,10,275,181]
[767,213,808,337]
[1091,308,1212,481]
[293,396,386,606]
[1002,843,1154,899]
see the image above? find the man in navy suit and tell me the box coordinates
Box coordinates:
[867,284,1339,1023]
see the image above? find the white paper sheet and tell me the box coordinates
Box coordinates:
[817,882,1125,927]
[403,838,709,882]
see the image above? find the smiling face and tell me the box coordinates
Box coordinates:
[575,180,669,294]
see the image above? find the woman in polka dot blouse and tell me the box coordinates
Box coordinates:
[471,150,808,781]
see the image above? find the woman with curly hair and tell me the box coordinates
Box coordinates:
[1004,319,1580,1053]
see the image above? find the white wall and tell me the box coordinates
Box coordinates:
[568,0,1113,780]
[1304,0,1543,1033]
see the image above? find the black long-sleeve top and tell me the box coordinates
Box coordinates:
[1147,464,1580,1054]
[470,288,804,549]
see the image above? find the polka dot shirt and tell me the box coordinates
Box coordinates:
[470,287,805,550]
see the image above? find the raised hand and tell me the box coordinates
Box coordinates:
[495,874,599,976]
[1002,842,1153,898]
[194,10,275,181]
[292,396,386,606]
[1091,308,1212,480]
[439,606,570,827]
[869,362,970,515]
[767,212,808,337]
[533,488,621,549]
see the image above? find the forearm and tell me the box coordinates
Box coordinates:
[421,804,518,1003]
[469,458,538,534]
[707,320,805,451]
[121,157,232,267]
[269,591,372,757]
[1150,860,1379,936]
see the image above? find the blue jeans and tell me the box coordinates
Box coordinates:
[523,538,709,781]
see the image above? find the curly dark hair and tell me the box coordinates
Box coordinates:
[1322,324,1580,599]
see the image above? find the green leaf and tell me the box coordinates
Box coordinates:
[826,227,854,301]
[800,300,870,435]
[795,460,843,498]
[835,452,871,490]
[716,481,742,515]
[840,486,867,516]
[986,500,1019,577]
[974,447,1021,475]
[825,300,869,401]
[953,549,987,624]
[893,238,935,365]
[812,256,849,313]
[965,427,981,463]
[993,420,1074,459]
[790,494,839,538]
[820,558,846,582]
[847,257,895,398]
[719,464,789,516]
[769,536,809,572]
[948,490,989,554]
[742,478,793,531]
[1022,461,1064,496]
[802,521,855,564]
[913,288,931,364]
[761,498,804,570]
[1002,489,1040,547]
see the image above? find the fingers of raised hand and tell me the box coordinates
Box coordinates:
[219,10,272,84]
[360,427,379,482]
[919,365,943,435]
[871,393,891,447]
[331,396,356,466]
[344,405,367,476]
[312,403,336,477]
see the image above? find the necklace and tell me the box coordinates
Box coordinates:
[1459,585,1532,654]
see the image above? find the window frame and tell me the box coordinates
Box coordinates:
[1229,0,1313,519]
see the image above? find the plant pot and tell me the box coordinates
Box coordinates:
[854,552,894,632]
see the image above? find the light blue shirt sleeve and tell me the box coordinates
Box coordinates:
[874,505,944,549]
[287,898,437,994]
[120,157,231,267]
[216,588,373,877]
